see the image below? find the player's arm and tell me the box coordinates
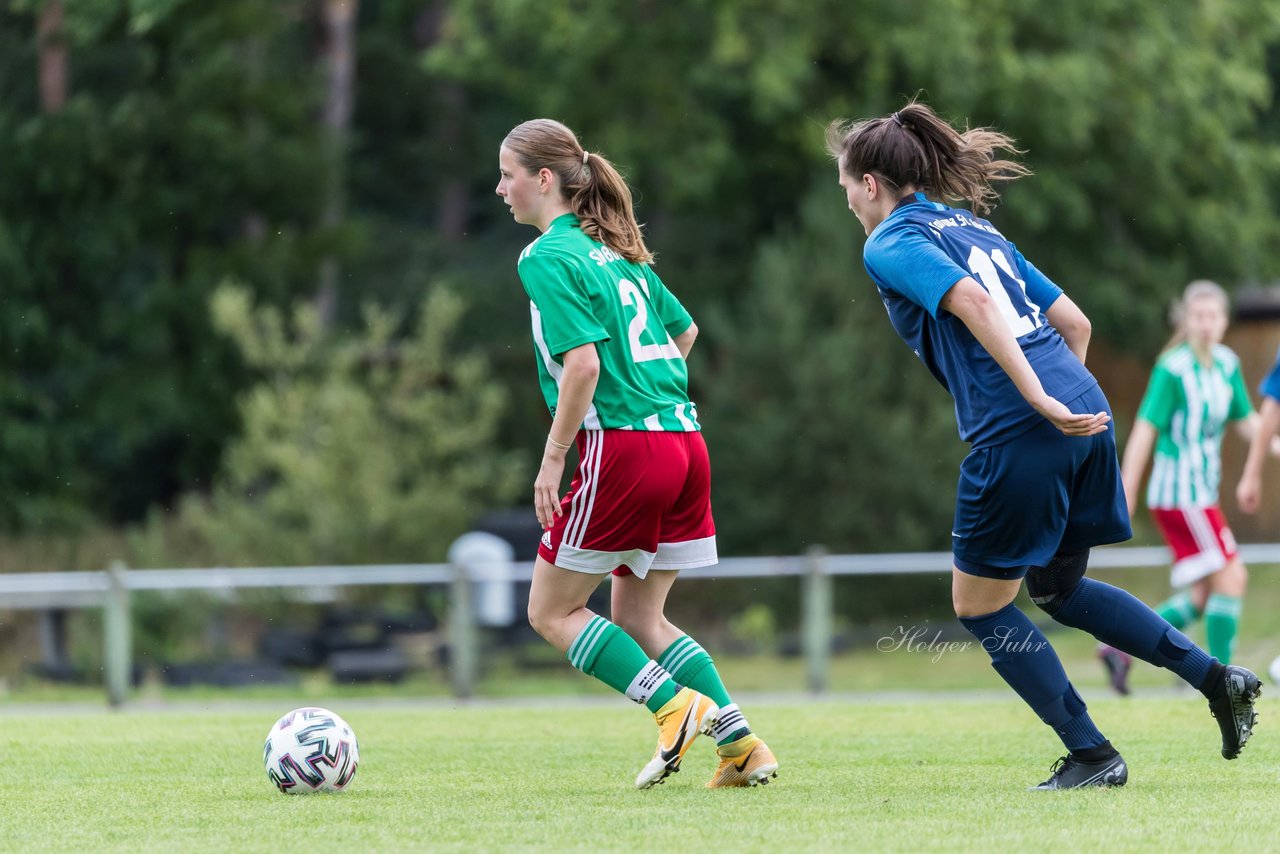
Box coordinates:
[673,320,698,360]
[535,343,600,528]
[1045,294,1091,364]
[939,277,1110,437]
[1120,418,1157,520]
[1237,396,1280,514]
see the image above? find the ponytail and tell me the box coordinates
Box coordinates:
[825,101,1031,214]
[502,119,654,264]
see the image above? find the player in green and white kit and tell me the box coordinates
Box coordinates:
[1108,281,1275,689]
[497,118,777,789]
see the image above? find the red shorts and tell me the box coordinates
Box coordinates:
[538,430,717,578]
[1151,505,1239,587]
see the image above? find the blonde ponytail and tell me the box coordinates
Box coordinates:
[503,119,654,264]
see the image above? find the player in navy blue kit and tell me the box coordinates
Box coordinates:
[825,102,1262,789]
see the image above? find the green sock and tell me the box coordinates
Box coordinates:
[567,615,679,713]
[1204,594,1242,665]
[658,635,749,745]
[1155,590,1201,630]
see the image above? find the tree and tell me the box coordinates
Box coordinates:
[704,186,962,555]
[146,283,524,566]
[0,0,331,529]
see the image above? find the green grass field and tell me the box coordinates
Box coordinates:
[1,694,1275,853]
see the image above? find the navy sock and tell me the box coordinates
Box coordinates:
[959,602,1106,752]
[1048,578,1215,689]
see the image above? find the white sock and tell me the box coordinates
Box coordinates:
[625,660,672,705]
[711,703,748,742]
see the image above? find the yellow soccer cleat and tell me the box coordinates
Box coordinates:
[707,734,778,788]
[634,687,719,789]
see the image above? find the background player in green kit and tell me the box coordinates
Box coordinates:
[496,118,778,789]
[1106,281,1280,692]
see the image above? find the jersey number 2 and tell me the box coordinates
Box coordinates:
[966,246,1042,338]
[618,279,681,363]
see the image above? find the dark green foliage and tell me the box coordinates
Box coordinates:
[3,0,1280,570]
[705,186,962,556]
[0,1,328,529]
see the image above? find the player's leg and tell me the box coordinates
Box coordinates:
[532,430,717,789]
[1040,410,1260,760]
[1029,550,1259,758]
[1153,588,1203,630]
[1096,643,1133,696]
[630,430,775,788]
[1101,509,1214,695]
[612,567,776,787]
[953,566,1125,789]
[951,423,1125,789]
[527,557,681,713]
[1200,509,1246,665]
[1151,506,1223,629]
[1204,562,1245,664]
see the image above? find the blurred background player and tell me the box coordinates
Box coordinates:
[1235,343,1280,686]
[496,118,777,789]
[826,102,1262,790]
[1105,281,1280,693]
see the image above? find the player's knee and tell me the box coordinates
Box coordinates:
[611,610,642,638]
[1025,550,1089,617]
[526,602,555,641]
[612,612,667,649]
[1211,559,1248,597]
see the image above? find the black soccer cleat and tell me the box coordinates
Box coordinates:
[1030,750,1128,790]
[1208,665,1262,760]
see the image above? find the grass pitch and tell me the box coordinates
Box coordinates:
[1,694,1275,853]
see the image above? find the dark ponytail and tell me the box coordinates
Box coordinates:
[825,101,1031,214]
[503,119,654,264]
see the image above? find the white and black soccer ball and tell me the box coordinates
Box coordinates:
[264,707,360,793]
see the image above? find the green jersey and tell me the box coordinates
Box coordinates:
[1137,343,1252,509]
[517,214,698,431]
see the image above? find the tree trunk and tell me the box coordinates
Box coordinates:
[316,0,359,327]
[415,2,469,241]
[37,0,68,113]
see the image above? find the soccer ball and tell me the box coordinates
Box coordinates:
[1269,654,1280,686]
[264,707,360,793]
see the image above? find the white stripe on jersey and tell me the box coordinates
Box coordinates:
[643,414,662,431]
[519,233,547,262]
[674,403,695,431]
[1180,370,1205,505]
[530,301,600,430]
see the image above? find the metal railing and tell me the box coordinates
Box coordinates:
[4,543,1279,706]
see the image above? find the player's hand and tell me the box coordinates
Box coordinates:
[1237,473,1262,515]
[1036,397,1111,436]
[534,448,568,529]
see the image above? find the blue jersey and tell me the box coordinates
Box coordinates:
[863,193,1097,448]
[1261,347,1280,402]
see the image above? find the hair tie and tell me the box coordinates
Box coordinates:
[891,112,904,127]
[582,150,590,166]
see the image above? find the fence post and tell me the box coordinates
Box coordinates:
[448,551,477,699]
[802,546,832,694]
[103,560,131,707]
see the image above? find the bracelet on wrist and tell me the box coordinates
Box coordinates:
[547,436,572,451]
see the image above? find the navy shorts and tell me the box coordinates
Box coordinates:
[952,384,1133,579]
